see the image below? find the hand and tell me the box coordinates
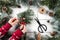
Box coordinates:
[20,25,26,33]
[8,18,19,26]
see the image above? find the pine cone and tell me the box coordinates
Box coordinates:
[2,6,7,12]
[37,32,41,40]
[50,31,57,36]
[49,11,54,17]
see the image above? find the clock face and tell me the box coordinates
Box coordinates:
[9,4,57,38]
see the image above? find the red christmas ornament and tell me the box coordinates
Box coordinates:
[20,21,26,25]
[20,18,26,25]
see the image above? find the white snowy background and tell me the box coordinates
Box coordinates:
[6,3,56,39]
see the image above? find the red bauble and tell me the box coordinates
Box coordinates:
[20,21,26,25]
[20,18,26,25]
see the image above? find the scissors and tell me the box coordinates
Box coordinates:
[35,17,47,33]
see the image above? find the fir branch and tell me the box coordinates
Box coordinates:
[18,9,34,24]
[54,8,60,21]
[0,6,12,15]
[5,6,12,15]
[0,17,9,27]
[0,0,20,7]
[40,0,58,9]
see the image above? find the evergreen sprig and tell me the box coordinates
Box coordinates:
[18,9,34,24]
[40,0,58,9]
[0,0,18,7]
[0,17,9,27]
[54,8,60,21]
[48,36,60,40]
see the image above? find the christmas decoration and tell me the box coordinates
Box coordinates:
[38,7,46,14]
[48,11,54,17]
[50,31,57,36]
[18,9,34,24]
[1,6,12,15]
[48,33,60,40]
[21,0,38,6]
[0,0,21,14]
[0,12,9,27]
[0,17,9,27]
[37,32,41,40]
[54,8,60,21]
[0,0,20,7]
[40,0,58,9]
[0,0,13,15]
[2,5,7,12]
[47,20,50,23]
[0,5,12,15]
[17,5,21,8]
[0,0,60,40]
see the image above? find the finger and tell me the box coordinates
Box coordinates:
[12,21,19,25]
[11,18,17,22]
[13,19,19,24]
[22,25,26,33]
[8,18,15,23]
[20,25,24,30]
[9,17,16,23]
